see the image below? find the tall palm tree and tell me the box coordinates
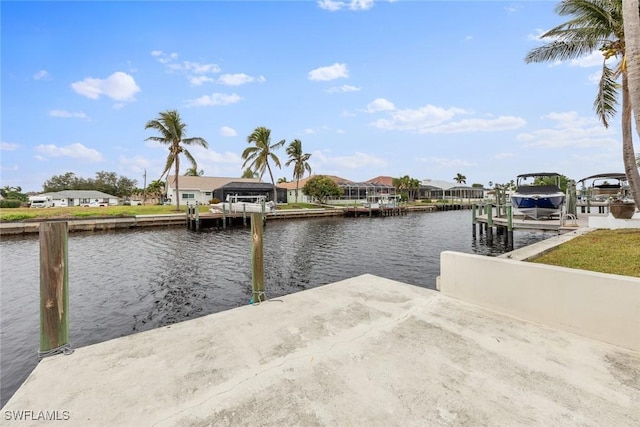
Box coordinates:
[623,0,640,141]
[242,126,285,204]
[525,0,640,207]
[145,110,208,210]
[285,139,312,205]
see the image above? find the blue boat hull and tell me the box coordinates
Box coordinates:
[511,193,565,219]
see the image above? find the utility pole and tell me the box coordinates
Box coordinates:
[143,168,147,204]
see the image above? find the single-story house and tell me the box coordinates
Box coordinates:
[40,190,119,207]
[165,175,286,205]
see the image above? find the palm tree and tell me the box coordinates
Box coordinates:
[146,179,166,204]
[285,139,312,205]
[145,110,208,210]
[623,0,640,142]
[184,167,204,176]
[453,173,467,201]
[525,0,640,207]
[241,126,285,204]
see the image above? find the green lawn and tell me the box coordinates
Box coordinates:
[0,203,329,221]
[0,205,200,222]
[530,229,640,278]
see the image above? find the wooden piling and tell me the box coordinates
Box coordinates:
[195,205,200,232]
[222,204,227,229]
[39,222,72,357]
[487,204,493,242]
[243,204,247,227]
[471,203,477,238]
[507,203,514,250]
[250,213,265,304]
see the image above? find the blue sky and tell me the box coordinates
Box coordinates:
[1,0,633,192]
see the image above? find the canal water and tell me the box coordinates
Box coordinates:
[0,210,555,406]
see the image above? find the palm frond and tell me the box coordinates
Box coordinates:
[594,63,619,127]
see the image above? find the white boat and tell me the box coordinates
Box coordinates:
[210,195,275,214]
[511,172,565,220]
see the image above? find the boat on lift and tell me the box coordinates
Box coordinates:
[511,172,566,220]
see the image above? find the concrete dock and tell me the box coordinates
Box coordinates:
[3,274,639,426]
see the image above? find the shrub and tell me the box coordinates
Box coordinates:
[209,198,220,204]
[0,199,22,208]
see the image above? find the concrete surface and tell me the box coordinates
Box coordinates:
[2,275,639,426]
[440,251,640,352]
[588,212,640,229]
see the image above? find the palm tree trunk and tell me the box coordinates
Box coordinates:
[295,179,299,205]
[175,156,180,211]
[624,0,640,139]
[622,73,640,208]
[266,162,277,205]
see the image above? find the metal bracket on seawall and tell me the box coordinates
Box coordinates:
[38,343,74,360]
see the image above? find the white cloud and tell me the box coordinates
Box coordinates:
[35,143,104,161]
[308,63,349,81]
[527,28,548,42]
[313,150,387,169]
[118,155,151,176]
[304,128,316,134]
[326,84,361,93]
[151,50,178,64]
[370,104,469,131]
[184,93,242,107]
[49,109,89,120]
[152,51,221,84]
[71,72,140,101]
[416,157,476,168]
[365,98,395,113]
[517,111,617,148]
[505,3,522,13]
[369,103,525,134]
[217,73,266,86]
[494,152,516,160]
[464,35,473,41]
[0,164,19,171]
[317,0,375,11]
[569,51,607,68]
[220,126,238,136]
[33,70,50,80]
[1,142,19,151]
[190,76,215,86]
[419,116,526,134]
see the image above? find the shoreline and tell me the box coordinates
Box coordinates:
[0,205,452,236]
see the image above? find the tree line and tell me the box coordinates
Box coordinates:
[42,171,138,198]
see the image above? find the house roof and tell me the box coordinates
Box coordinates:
[219,181,283,191]
[278,174,352,190]
[43,190,118,199]
[366,176,395,186]
[422,179,456,190]
[167,175,262,190]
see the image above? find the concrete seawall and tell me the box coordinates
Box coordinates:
[2,274,639,426]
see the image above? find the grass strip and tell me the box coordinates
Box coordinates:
[530,229,640,278]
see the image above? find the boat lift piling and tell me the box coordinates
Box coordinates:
[250,213,265,304]
[39,222,73,358]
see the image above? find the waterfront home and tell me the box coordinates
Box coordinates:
[164,175,287,205]
[37,190,119,207]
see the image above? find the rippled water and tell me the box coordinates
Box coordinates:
[0,211,555,406]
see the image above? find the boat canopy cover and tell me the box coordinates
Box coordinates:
[515,172,562,179]
[577,173,627,183]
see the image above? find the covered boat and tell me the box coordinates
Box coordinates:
[511,172,565,220]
